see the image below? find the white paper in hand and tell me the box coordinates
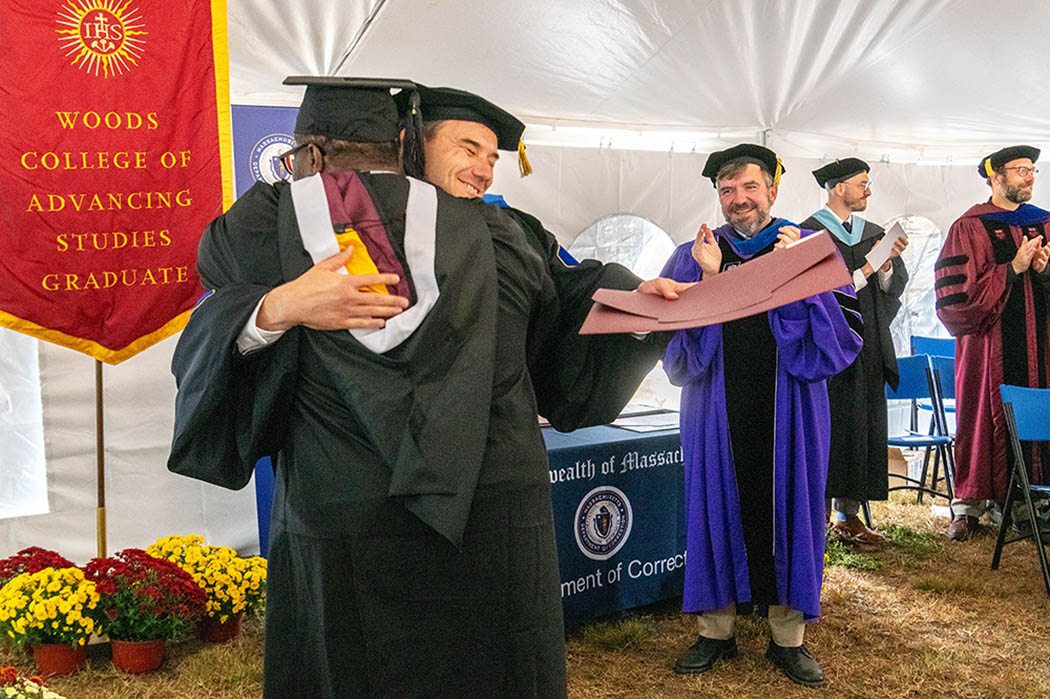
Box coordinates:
[865,221,907,270]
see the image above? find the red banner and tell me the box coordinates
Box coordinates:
[0,0,232,363]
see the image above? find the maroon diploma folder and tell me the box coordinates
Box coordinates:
[580,231,852,334]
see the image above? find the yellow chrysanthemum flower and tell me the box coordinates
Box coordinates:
[0,567,98,648]
[147,534,267,621]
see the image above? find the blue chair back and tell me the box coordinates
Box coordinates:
[887,355,933,401]
[1000,385,1050,441]
[930,355,955,400]
[911,335,955,358]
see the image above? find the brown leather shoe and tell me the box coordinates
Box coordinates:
[831,515,886,551]
[946,514,979,541]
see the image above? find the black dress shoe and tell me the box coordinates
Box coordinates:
[673,635,738,675]
[765,641,825,687]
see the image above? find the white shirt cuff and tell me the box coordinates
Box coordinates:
[852,268,869,291]
[236,295,287,355]
[877,264,894,291]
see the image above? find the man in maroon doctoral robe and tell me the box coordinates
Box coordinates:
[935,145,1050,541]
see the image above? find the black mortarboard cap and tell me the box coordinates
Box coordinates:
[397,84,525,152]
[283,76,416,143]
[978,145,1040,177]
[702,143,784,186]
[811,158,870,188]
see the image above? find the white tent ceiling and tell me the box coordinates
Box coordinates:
[230,0,1050,161]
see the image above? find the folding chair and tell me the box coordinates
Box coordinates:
[886,354,955,502]
[928,354,956,437]
[991,385,1050,595]
[910,335,955,358]
[911,336,956,423]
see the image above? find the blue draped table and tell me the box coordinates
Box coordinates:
[543,424,686,626]
[254,423,687,626]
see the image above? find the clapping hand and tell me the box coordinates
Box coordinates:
[1033,238,1050,274]
[774,225,801,249]
[1011,235,1045,275]
[691,224,722,277]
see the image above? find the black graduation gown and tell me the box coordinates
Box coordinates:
[168,175,665,699]
[716,236,779,605]
[799,216,908,501]
[506,205,667,429]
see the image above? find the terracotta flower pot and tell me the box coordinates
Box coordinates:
[110,638,166,674]
[33,642,87,676]
[198,612,243,643]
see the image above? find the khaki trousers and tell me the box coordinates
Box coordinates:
[697,604,806,647]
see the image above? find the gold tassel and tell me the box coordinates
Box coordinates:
[773,158,783,187]
[518,140,532,177]
[984,158,995,178]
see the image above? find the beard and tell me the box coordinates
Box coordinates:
[1003,180,1033,204]
[726,203,771,236]
[844,192,869,212]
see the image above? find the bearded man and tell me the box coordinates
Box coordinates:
[662,144,862,687]
[800,158,907,549]
[935,145,1050,541]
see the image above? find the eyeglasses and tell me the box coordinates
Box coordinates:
[1003,166,1039,177]
[840,180,872,191]
[277,142,325,174]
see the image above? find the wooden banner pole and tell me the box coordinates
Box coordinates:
[95,359,106,558]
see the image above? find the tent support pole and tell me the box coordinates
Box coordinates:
[95,359,106,558]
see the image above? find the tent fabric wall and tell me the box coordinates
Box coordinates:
[0,337,257,563]
[0,332,46,520]
[491,143,1050,252]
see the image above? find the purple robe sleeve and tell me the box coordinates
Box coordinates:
[661,243,723,386]
[769,286,863,383]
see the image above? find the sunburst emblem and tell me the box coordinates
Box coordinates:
[55,0,147,78]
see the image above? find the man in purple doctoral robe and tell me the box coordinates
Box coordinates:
[663,144,862,688]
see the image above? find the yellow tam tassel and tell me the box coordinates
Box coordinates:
[984,158,995,178]
[773,158,784,187]
[335,228,390,294]
[518,140,532,178]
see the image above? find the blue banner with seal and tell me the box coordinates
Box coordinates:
[543,424,686,626]
[231,105,298,197]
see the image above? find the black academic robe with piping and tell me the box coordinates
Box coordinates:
[799,216,907,502]
[168,174,664,699]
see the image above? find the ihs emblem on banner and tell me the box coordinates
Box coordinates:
[55,0,147,78]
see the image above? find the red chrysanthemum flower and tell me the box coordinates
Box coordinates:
[84,548,208,642]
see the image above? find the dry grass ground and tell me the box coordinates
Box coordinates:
[4,496,1048,698]
[566,496,1050,699]
[0,620,264,698]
